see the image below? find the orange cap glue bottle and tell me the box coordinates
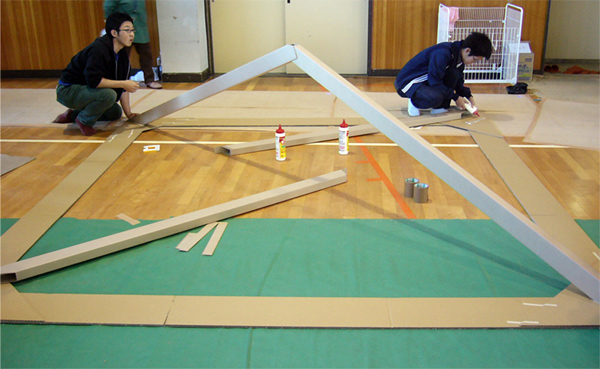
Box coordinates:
[339,119,349,155]
[275,124,286,161]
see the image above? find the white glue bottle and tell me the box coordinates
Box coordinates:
[275,124,286,161]
[339,119,349,155]
[463,100,480,117]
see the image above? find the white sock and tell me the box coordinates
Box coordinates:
[408,99,421,117]
[431,108,448,115]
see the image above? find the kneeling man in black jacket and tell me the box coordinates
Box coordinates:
[53,12,140,136]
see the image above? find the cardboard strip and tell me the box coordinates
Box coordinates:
[0,283,44,323]
[453,119,599,269]
[3,292,596,328]
[522,284,600,326]
[0,170,347,282]
[215,124,379,155]
[116,213,140,226]
[131,45,298,126]
[0,126,149,265]
[176,222,218,252]
[202,222,227,256]
[291,45,600,302]
[0,154,35,175]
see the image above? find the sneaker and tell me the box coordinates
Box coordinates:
[431,108,448,115]
[75,117,97,136]
[407,99,421,117]
[52,109,76,124]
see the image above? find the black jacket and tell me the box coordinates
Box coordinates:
[395,41,471,101]
[60,34,131,100]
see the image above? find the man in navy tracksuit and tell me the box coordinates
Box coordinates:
[394,32,492,117]
[53,12,140,136]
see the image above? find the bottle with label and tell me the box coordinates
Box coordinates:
[275,124,286,161]
[339,119,349,155]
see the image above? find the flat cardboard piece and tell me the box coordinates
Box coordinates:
[1,170,347,282]
[522,284,600,326]
[21,293,174,326]
[202,222,227,256]
[4,292,596,328]
[0,154,35,175]
[166,296,391,328]
[176,222,218,252]
[524,99,599,150]
[1,127,148,264]
[116,213,140,226]
[0,283,44,323]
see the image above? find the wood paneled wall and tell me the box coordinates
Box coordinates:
[370,0,548,72]
[1,0,160,71]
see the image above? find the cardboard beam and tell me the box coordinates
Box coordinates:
[291,45,600,302]
[0,170,347,282]
[131,45,298,126]
[215,124,379,155]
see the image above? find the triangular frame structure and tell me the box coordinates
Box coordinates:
[1,44,598,322]
[130,44,598,302]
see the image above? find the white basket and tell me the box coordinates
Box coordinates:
[438,3,523,84]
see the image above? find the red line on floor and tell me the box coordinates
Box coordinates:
[354,136,416,219]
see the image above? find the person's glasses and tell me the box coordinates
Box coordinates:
[119,28,136,34]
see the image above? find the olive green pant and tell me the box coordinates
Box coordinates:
[56,84,122,126]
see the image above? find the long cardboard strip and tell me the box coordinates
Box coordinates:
[4,292,596,328]
[0,283,44,323]
[291,45,600,302]
[215,124,379,155]
[0,170,347,282]
[131,45,298,126]
[459,120,600,269]
[523,284,600,326]
[202,222,228,256]
[1,126,149,265]
[176,222,218,252]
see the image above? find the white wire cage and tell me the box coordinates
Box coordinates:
[437,3,523,84]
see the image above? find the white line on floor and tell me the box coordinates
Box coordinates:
[0,139,568,149]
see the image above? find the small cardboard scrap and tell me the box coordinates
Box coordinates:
[116,213,140,226]
[0,154,35,176]
[176,222,218,252]
[202,222,228,256]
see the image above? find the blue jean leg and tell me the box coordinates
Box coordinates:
[410,83,453,110]
[56,85,122,126]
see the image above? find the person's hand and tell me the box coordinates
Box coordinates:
[122,80,140,93]
[455,96,468,110]
[468,96,476,107]
[125,112,138,120]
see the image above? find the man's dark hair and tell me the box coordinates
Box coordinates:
[462,32,493,60]
[105,12,134,39]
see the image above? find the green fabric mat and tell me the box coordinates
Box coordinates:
[5,218,598,297]
[1,218,599,368]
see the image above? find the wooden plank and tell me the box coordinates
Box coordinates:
[0,170,347,282]
[292,45,600,302]
[202,222,228,256]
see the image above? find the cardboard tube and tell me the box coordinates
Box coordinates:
[404,178,419,197]
[413,183,429,203]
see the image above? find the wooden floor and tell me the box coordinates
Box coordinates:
[1,76,598,222]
